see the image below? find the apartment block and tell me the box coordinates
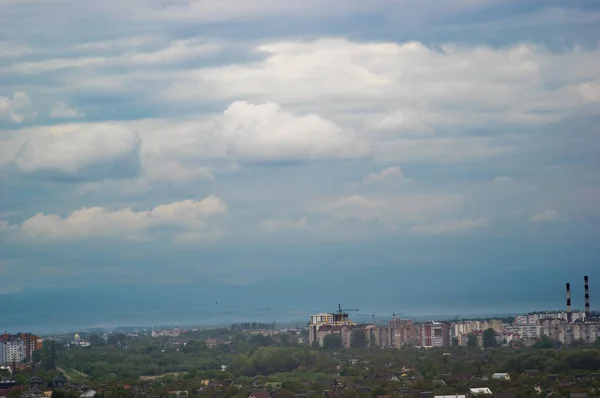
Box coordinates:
[420,321,450,347]
[0,333,42,364]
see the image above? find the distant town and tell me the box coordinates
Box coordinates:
[2,276,598,366]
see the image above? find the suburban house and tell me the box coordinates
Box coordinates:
[492,373,511,381]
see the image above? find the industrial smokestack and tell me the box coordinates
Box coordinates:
[566,282,572,323]
[585,276,590,318]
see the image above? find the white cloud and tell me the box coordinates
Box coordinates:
[164,39,599,124]
[530,209,558,223]
[363,166,404,184]
[411,217,489,234]
[17,196,227,241]
[321,194,463,225]
[50,102,84,118]
[212,101,368,162]
[260,217,311,233]
[0,91,35,123]
[13,124,141,179]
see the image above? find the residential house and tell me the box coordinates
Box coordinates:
[469,388,493,396]
[491,373,510,381]
[79,390,96,398]
[248,391,271,398]
[435,396,466,398]
[27,377,44,386]
[21,388,44,398]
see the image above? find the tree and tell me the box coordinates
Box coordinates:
[89,334,105,347]
[483,328,498,348]
[467,334,478,348]
[351,329,368,349]
[322,334,343,350]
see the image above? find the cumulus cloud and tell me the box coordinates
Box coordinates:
[165,39,600,124]
[50,102,84,119]
[363,166,404,184]
[411,218,489,234]
[12,124,141,180]
[16,196,227,241]
[213,101,368,162]
[0,91,35,123]
[530,209,558,223]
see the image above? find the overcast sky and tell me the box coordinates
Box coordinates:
[1,0,600,319]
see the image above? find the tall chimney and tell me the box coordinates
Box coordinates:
[566,283,572,323]
[585,276,590,318]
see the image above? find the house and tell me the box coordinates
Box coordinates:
[469,388,493,396]
[167,392,188,397]
[27,377,44,386]
[419,392,432,398]
[435,396,466,398]
[521,369,541,377]
[547,375,560,382]
[431,380,446,387]
[22,388,44,398]
[492,373,510,381]
[79,390,97,398]
[248,391,271,398]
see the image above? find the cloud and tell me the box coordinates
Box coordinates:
[530,209,558,223]
[411,217,489,234]
[0,91,35,123]
[363,166,404,184]
[321,194,463,225]
[213,101,369,162]
[2,39,220,75]
[50,102,84,119]
[260,217,310,233]
[15,196,227,242]
[12,124,141,180]
[164,39,599,125]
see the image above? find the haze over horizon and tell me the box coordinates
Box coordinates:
[1,0,599,332]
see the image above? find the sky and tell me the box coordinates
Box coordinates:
[1,0,600,330]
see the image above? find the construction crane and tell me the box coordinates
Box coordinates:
[337,304,359,314]
[357,311,377,325]
[392,311,404,318]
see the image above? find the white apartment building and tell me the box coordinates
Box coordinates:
[310,313,334,325]
[505,324,541,339]
[0,339,26,363]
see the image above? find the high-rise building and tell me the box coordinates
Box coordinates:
[308,311,356,346]
[0,338,26,364]
[0,333,42,364]
[388,319,418,347]
[419,321,450,347]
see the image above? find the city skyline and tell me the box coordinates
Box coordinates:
[1,1,600,312]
